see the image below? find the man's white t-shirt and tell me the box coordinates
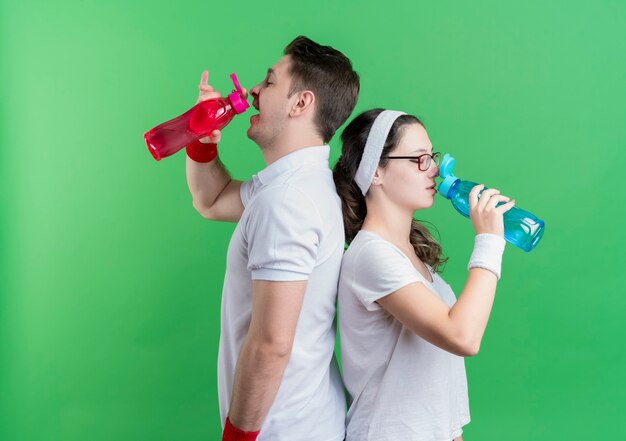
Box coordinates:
[339,230,470,441]
[217,146,346,441]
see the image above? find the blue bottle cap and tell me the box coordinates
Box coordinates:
[439,153,456,179]
[437,153,459,198]
[438,175,459,199]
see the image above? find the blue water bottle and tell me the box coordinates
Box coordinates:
[437,154,545,252]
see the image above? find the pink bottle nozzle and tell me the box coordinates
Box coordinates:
[228,72,249,114]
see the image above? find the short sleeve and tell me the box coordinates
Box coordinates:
[245,185,322,281]
[239,179,255,207]
[352,241,424,311]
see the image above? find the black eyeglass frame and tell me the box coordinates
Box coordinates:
[382,152,442,171]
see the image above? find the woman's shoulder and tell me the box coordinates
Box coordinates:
[343,230,413,274]
[347,230,405,257]
[340,230,426,306]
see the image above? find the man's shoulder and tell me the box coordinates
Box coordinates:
[242,183,321,228]
[253,173,336,208]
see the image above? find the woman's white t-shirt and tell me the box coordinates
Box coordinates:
[339,230,470,441]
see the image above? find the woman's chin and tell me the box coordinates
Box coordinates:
[413,199,435,211]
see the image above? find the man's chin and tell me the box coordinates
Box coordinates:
[246,125,255,141]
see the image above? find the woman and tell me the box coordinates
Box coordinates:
[333,109,515,441]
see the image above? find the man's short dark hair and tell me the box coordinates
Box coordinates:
[284,36,360,143]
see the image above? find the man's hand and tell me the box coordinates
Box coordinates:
[195,70,247,145]
[197,70,222,104]
[197,70,223,144]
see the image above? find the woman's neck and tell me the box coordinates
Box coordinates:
[361,199,415,250]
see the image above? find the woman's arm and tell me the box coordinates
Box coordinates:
[377,184,515,356]
[377,266,497,357]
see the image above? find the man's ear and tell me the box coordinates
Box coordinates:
[290,90,315,117]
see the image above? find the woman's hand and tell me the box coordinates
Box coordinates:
[468,184,516,237]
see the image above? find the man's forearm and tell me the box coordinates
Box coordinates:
[186,155,232,213]
[227,336,292,431]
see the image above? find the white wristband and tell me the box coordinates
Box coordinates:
[468,233,506,280]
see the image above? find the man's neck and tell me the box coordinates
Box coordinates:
[261,134,325,166]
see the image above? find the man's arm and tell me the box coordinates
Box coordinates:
[186,144,244,222]
[185,70,246,223]
[226,280,307,431]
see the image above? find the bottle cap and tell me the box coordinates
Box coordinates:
[438,175,459,199]
[439,153,456,179]
[437,153,459,198]
[228,72,250,114]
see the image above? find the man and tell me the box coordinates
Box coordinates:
[185,36,360,441]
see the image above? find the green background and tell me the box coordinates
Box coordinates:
[1,0,624,439]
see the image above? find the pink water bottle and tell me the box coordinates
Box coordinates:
[144,73,249,161]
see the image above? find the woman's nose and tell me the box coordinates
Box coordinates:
[429,163,439,178]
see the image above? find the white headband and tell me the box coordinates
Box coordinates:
[354,110,406,195]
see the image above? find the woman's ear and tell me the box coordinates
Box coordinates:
[290,90,315,117]
[371,167,384,187]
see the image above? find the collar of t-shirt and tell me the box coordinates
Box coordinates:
[253,145,330,186]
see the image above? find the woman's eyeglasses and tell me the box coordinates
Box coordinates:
[383,152,441,171]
